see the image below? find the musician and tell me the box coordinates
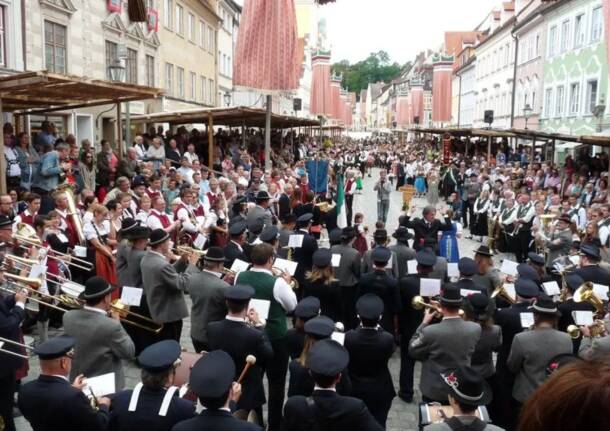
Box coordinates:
[302,249,343,322]
[0,275,27,431]
[292,213,319,289]
[285,296,321,360]
[542,213,572,273]
[141,228,194,342]
[574,242,610,284]
[399,205,452,252]
[514,194,536,263]
[18,335,111,431]
[224,221,249,269]
[344,170,357,226]
[281,339,383,431]
[207,284,273,424]
[449,257,487,295]
[277,213,296,258]
[344,294,396,428]
[84,203,118,296]
[389,226,415,279]
[187,247,229,353]
[175,188,206,245]
[229,195,248,226]
[472,246,502,296]
[109,340,196,430]
[578,292,610,360]
[235,243,297,431]
[259,225,280,249]
[330,226,361,328]
[53,190,78,247]
[526,252,551,283]
[361,229,399,277]
[498,197,519,259]
[246,191,274,229]
[423,366,502,431]
[470,190,491,242]
[12,192,41,232]
[409,285,481,403]
[507,297,572,408]
[147,195,181,235]
[173,350,262,431]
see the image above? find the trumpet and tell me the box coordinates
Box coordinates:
[0,336,34,359]
[174,245,207,257]
[110,299,164,334]
[491,284,516,305]
[411,296,442,315]
[271,267,299,290]
[566,321,607,339]
[573,282,605,317]
[12,234,94,272]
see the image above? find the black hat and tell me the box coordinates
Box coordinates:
[229,221,247,236]
[579,243,601,260]
[306,339,349,376]
[458,257,478,276]
[255,191,271,201]
[527,252,545,266]
[233,195,247,206]
[204,246,225,263]
[0,214,11,228]
[248,218,264,235]
[341,226,356,240]
[80,276,116,300]
[463,293,494,321]
[440,285,463,305]
[564,273,584,292]
[304,316,335,339]
[356,293,384,320]
[189,350,235,398]
[312,249,332,268]
[441,366,492,405]
[120,218,138,235]
[557,213,572,224]
[517,263,540,282]
[545,353,584,377]
[132,176,147,187]
[415,249,437,267]
[296,213,313,226]
[392,226,413,241]
[373,229,388,241]
[371,246,391,264]
[474,245,493,257]
[529,296,560,315]
[515,279,539,299]
[137,340,181,373]
[294,296,321,320]
[34,335,75,360]
[259,225,279,243]
[281,213,297,224]
[328,228,343,244]
[149,228,170,246]
[129,226,151,240]
[224,284,255,302]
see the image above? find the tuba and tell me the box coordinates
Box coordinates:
[491,284,516,305]
[573,282,605,317]
[56,184,85,245]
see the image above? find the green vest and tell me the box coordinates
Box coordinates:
[237,270,287,340]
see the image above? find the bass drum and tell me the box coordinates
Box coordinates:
[174,351,204,402]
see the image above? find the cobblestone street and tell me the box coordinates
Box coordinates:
[16,168,501,431]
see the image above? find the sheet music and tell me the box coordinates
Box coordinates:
[83,372,115,397]
[407,260,418,275]
[331,254,341,267]
[249,299,270,320]
[288,234,304,248]
[273,258,298,276]
[500,259,519,276]
[230,259,250,273]
[542,281,561,296]
[120,286,143,306]
[420,278,441,297]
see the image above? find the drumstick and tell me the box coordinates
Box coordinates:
[237,355,257,384]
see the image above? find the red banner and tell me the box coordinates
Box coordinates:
[442,133,452,165]
[107,0,121,13]
[147,8,159,32]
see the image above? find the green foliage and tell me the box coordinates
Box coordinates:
[331,51,410,99]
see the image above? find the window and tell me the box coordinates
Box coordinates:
[177,67,184,98]
[586,80,598,114]
[560,20,570,52]
[199,21,205,47]
[207,26,214,52]
[549,25,558,56]
[165,63,174,95]
[175,4,183,35]
[569,83,580,114]
[505,43,510,66]
[105,41,117,80]
[208,78,214,104]
[592,6,603,42]
[544,88,553,117]
[146,55,155,87]
[228,56,232,77]
[126,49,138,84]
[535,34,540,57]
[190,72,196,100]
[188,13,195,41]
[531,90,536,112]
[556,85,564,116]
[45,21,67,74]
[164,0,173,29]
[0,7,5,66]
[200,75,206,102]
[574,14,585,48]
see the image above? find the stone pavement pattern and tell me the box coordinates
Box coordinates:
[15,168,495,431]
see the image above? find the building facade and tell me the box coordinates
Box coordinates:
[216,0,240,107]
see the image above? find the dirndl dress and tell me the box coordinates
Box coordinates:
[439,223,460,263]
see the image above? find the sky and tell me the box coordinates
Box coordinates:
[321,0,493,65]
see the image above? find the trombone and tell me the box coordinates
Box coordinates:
[0,283,70,313]
[0,336,34,359]
[110,299,164,334]
[174,245,207,257]
[13,234,94,272]
[3,254,79,286]
[491,284,517,305]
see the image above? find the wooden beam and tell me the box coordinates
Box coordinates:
[208,114,213,170]
[117,102,123,160]
[0,98,5,194]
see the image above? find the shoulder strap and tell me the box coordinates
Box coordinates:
[445,416,487,431]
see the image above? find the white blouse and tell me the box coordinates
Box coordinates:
[84,220,110,241]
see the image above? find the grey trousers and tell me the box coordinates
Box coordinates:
[377,200,390,223]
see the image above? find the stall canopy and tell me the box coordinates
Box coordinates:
[129,106,320,128]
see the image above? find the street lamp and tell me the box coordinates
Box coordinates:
[223,91,232,107]
[108,58,125,82]
[523,103,532,130]
[593,93,606,133]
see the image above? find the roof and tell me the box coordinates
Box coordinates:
[0,71,163,114]
[129,106,320,128]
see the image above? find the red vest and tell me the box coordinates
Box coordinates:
[150,210,171,229]
[193,204,205,218]
[206,192,217,208]
[17,211,35,227]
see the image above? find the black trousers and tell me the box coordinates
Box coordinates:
[461,200,474,228]
[399,333,415,400]
[157,320,183,342]
[366,396,393,429]
[0,371,16,431]
[345,194,354,227]
[265,336,289,431]
[191,337,210,354]
[515,230,531,263]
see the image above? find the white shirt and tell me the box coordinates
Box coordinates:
[184,152,199,165]
[177,167,194,184]
[4,147,21,177]
[84,220,110,241]
[248,268,297,313]
[84,305,108,315]
[177,206,199,233]
[147,209,173,231]
[135,210,149,224]
[12,210,35,234]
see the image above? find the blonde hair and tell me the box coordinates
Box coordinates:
[90,203,108,216]
[305,266,337,285]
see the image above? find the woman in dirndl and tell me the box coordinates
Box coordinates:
[439,209,461,263]
[470,190,491,241]
[414,168,426,198]
[84,203,118,299]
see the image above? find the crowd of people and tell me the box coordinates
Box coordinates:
[1,124,610,431]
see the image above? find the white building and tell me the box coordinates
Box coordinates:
[217,0,240,107]
[0,0,25,75]
[454,47,477,127]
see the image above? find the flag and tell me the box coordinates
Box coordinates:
[337,173,347,229]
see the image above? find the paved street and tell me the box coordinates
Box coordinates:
[15,168,496,431]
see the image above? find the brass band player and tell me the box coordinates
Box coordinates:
[498,197,518,259]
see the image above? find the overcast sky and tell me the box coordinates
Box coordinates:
[322,0,493,65]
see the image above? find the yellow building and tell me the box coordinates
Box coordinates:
[157,0,221,112]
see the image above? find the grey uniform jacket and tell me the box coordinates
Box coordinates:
[140,251,191,323]
[507,327,572,403]
[424,417,505,431]
[361,248,399,278]
[389,243,416,279]
[331,244,361,286]
[409,317,481,401]
[471,325,502,378]
[117,244,146,288]
[579,334,610,361]
[544,228,572,267]
[63,308,135,390]
[187,268,229,344]
[246,205,273,229]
